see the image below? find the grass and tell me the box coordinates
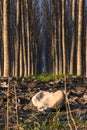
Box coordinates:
[37,73,77,81]
[19,110,87,130]
[11,73,77,82]
[37,73,57,81]
[19,109,66,130]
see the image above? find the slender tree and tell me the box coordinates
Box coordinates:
[70,0,75,74]
[14,0,20,77]
[77,0,83,75]
[54,0,58,74]
[57,0,62,74]
[19,0,23,77]
[22,0,27,76]
[0,5,3,76]
[3,0,9,77]
[85,1,87,77]
[62,0,66,74]
[27,0,31,75]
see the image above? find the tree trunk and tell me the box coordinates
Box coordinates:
[77,0,83,75]
[3,0,9,77]
[19,0,23,77]
[70,0,75,74]
[14,0,20,77]
[58,1,62,74]
[26,0,31,75]
[22,0,27,76]
[85,2,87,77]
[19,38,23,77]
[55,1,58,74]
[62,0,66,74]
[0,42,1,76]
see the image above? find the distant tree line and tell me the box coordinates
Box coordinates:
[0,0,87,77]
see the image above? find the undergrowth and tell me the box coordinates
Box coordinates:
[19,109,66,130]
[27,73,76,81]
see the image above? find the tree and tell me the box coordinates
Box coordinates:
[58,0,62,74]
[0,0,87,77]
[61,0,66,74]
[65,0,71,73]
[3,0,9,77]
[70,0,75,74]
[27,0,31,75]
[77,0,83,75]
[85,1,87,77]
[0,0,2,76]
[54,0,59,74]
[22,0,27,76]
[14,0,20,77]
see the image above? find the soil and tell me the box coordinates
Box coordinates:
[0,76,87,130]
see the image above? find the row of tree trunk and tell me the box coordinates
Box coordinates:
[0,0,87,77]
[51,0,87,76]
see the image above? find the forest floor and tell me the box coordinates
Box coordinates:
[0,76,87,130]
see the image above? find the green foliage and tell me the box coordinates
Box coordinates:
[37,73,57,81]
[36,73,77,81]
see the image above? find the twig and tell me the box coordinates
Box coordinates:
[67,96,77,130]
[64,75,73,130]
[66,103,72,130]
[6,77,10,130]
[14,81,19,130]
[64,75,77,130]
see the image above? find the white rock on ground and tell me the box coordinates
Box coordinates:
[32,90,65,111]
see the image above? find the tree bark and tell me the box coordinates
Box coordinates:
[70,0,75,74]
[62,0,66,74]
[77,0,83,75]
[14,0,20,77]
[58,1,62,74]
[22,0,27,76]
[26,0,31,75]
[85,2,87,77]
[3,0,9,77]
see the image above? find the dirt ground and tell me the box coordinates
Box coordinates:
[0,76,87,129]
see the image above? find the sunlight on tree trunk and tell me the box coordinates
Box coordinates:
[85,2,87,77]
[77,0,83,75]
[3,0,9,77]
[62,0,66,74]
[26,0,31,75]
[19,41,23,77]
